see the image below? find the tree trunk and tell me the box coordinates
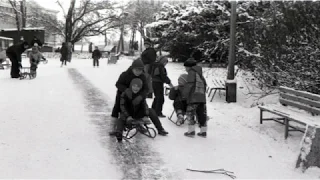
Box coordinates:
[140,24,144,52]
[104,33,108,46]
[296,125,320,172]
[65,0,76,43]
[20,0,26,28]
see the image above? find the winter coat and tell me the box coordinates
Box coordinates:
[141,47,156,65]
[116,67,149,99]
[60,45,68,60]
[169,86,187,112]
[150,62,171,84]
[92,49,102,59]
[29,50,44,64]
[120,88,149,119]
[6,43,28,63]
[183,65,207,104]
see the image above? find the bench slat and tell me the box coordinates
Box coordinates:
[279,98,320,115]
[212,79,225,88]
[258,105,319,127]
[280,86,320,102]
[281,93,320,109]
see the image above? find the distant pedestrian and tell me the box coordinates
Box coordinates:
[92,46,102,67]
[60,42,68,67]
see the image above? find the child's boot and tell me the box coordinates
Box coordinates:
[115,131,123,142]
[184,124,195,137]
[197,126,207,137]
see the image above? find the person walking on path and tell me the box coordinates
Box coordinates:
[60,43,68,67]
[92,46,102,67]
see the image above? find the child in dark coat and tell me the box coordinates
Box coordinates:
[115,78,151,142]
[110,59,169,136]
[92,46,102,67]
[169,74,188,124]
[115,78,168,142]
[183,58,208,137]
[150,56,173,117]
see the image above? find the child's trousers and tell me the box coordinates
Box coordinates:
[93,58,99,66]
[186,103,207,127]
[152,82,164,115]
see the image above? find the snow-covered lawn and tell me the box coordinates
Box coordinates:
[0,55,319,179]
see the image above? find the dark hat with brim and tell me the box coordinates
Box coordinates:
[184,58,197,67]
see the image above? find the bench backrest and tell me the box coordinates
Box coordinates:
[211,78,226,88]
[279,86,320,115]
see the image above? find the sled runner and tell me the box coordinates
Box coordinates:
[168,110,186,126]
[123,119,157,139]
[19,67,36,80]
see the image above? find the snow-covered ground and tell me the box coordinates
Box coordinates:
[0,55,319,179]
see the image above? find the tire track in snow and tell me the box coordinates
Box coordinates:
[68,68,176,180]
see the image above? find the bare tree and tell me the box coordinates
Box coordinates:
[7,0,27,38]
[56,0,119,45]
[125,0,160,51]
[27,0,63,41]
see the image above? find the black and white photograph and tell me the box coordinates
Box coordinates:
[0,0,320,179]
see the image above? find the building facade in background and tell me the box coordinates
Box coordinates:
[0,0,16,29]
[0,0,59,44]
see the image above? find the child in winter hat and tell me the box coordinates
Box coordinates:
[168,73,189,124]
[130,78,143,94]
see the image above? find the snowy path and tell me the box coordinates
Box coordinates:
[0,63,120,178]
[0,57,319,179]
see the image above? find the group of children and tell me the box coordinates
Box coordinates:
[110,56,208,142]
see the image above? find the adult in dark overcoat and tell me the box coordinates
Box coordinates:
[6,41,29,78]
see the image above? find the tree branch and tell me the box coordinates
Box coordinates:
[56,0,67,19]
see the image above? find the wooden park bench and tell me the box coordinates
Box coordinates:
[258,86,320,139]
[206,78,226,102]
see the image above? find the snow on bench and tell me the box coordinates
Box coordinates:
[258,86,320,139]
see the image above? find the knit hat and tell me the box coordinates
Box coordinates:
[184,58,197,67]
[178,74,188,86]
[144,38,152,46]
[131,59,144,69]
[130,78,143,89]
[157,56,169,65]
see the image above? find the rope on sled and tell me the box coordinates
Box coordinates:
[186,168,236,179]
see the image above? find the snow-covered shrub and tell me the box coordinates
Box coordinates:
[148,1,320,94]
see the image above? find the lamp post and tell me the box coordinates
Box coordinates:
[226,1,237,103]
